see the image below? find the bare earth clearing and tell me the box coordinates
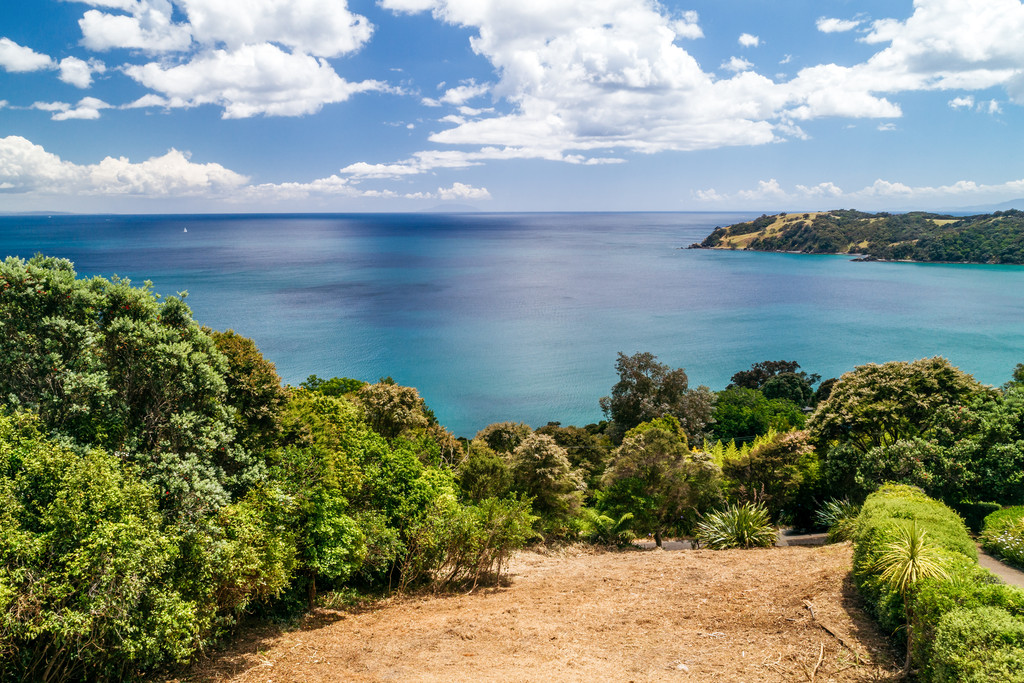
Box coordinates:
[168,543,899,682]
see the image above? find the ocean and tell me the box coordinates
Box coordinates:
[2,212,1023,436]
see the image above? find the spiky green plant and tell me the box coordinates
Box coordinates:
[695,502,776,549]
[870,522,950,674]
[815,498,861,542]
[579,508,635,546]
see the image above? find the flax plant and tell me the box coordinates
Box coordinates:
[870,522,949,675]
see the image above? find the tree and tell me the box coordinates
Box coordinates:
[0,255,255,518]
[761,372,815,407]
[474,421,532,454]
[457,440,512,502]
[721,430,817,521]
[600,422,723,547]
[730,360,818,391]
[300,375,365,397]
[535,423,612,495]
[599,352,716,442]
[509,433,583,527]
[808,357,992,455]
[711,387,806,442]
[356,379,429,441]
[208,328,289,454]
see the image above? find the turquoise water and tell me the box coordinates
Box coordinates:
[2,212,1023,436]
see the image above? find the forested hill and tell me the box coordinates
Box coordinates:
[690,209,1024,264]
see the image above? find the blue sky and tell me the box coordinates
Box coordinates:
[1,0,1023,213]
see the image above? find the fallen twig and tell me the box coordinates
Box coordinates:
[803,600,866,664]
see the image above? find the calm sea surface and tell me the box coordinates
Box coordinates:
[2,212,1023,436]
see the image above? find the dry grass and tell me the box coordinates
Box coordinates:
[162,542,899,682]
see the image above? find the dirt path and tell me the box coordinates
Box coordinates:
[168,543,899,682]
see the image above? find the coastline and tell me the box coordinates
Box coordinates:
[686,243,1022,266]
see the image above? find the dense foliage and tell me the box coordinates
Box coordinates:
[694,209,1024,264]
[6,255,1024,680]
[852,485,1024,681]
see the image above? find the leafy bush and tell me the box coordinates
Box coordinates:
[932,607,1024,682]
[399,495,535,591]
[815,498,861,542]
[576,508,635,546]
[851,484,1024,680]
[695,502,776,549]
[0,413,202,681]
[721,429,817,522]
[949,500,1001,534]
[980,507,1024,567]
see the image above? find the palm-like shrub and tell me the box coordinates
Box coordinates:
[815,498,861,542]
[870,522,949,674]
[695,502,776,549]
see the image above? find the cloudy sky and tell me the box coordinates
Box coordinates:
[2,0,1024,212]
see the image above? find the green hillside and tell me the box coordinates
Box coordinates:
[691,209,1024,264]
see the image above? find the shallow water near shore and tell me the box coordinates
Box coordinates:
[3,212,1023,436]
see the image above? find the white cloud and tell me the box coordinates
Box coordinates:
[985,99,1003,114]
[77,0,373,55]
[949,95,975,109]
[0,38,53,72]
[180,0,373,57]
[438,182,491,200]
[738,178,787,201]
[32,97,113,120]
[816,17,861,33]
[877,122,897,131]
[440,80,490,105]
[0,135,248,195]
[695,175,1024,208]
[738,33,760,48]
[71,0,381,117]
[124,43,386,118]
[721,56,754,73]
[79,4,192,52]
[795,181,844,197]
[58,56,105,88]
[672,11,703,40]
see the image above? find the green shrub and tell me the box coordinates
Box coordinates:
[0,413,202,681]
[399,494,536,591]
[695,502,776,549]
[852,484,1024,680]
[576,508,635,546]
[815,498,861,542]
[949,500,1001,534]
[982,506,1024,535]
[981,518,1024,567]
[931,606,1024,682]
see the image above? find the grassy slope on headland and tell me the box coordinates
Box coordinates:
[691,209,1024,264]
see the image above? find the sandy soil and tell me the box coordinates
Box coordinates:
[166,542,899,682]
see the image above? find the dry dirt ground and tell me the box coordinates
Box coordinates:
[166,542,900,682]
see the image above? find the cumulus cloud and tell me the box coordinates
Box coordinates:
[58,56,106,88]
[738,33,760,47]
[816,17,861,33]
[721,56,754,73]
[32,97,113,120]
[439,182,491,200]
[439,80,490,105]
[694,175,1024,208]
[0,38,53,72]
[0,135,249,195]
[79,2,192,52]
[949,95,975,109]
[124,43,386,118]
[72,0,381,117]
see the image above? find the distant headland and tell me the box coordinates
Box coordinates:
[689,209,1024,264]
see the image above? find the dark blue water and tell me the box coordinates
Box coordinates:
[3,212,1023,436]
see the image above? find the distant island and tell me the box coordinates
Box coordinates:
[689,209,1024,264]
